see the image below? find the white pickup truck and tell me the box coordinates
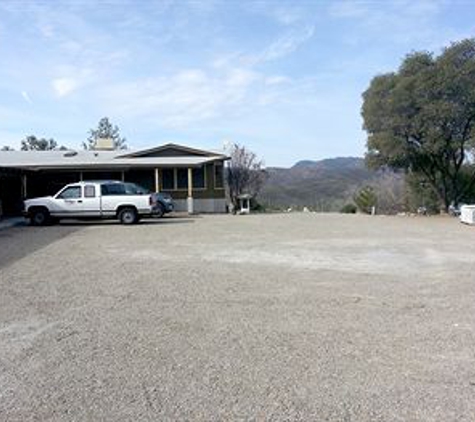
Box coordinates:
[23,180,171,225]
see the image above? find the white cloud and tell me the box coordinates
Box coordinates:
[244,2,310,27]
[52,77,78,97]
[328,0,449,47]
[50,66,97,98]
[37,22,54,38]
[97,66,264,127]
[264,75,292,86]
[328,1,369,18]
[21,91,33,104]
[244,25,315,65]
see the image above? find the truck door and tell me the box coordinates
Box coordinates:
[82,184,102,217]
[53,185,84,217]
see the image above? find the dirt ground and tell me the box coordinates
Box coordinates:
[0,213,474,421]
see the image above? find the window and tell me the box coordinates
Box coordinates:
[57,186,81,199]
[214,162,224,189]
[101,184,126,196]
[162,169,174,190]
[193,167,205,189]
[84,185,96,198]
[176,168,188,190]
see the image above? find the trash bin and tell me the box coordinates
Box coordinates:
[460,205,475,224]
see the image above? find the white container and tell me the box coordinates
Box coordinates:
[460,205,475,224]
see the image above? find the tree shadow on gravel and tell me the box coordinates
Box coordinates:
[0,225,84,269]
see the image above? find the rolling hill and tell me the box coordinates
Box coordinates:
[258,157,381,211]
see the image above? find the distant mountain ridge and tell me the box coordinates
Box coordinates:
[259,156,379,211]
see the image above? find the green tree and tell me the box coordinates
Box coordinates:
[83,117,127,150]
[21,135,59,151]
[1,145,14,151]
[353,186,377,214]
[362,38,475,211]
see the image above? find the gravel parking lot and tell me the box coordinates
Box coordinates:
[1,213,475,421]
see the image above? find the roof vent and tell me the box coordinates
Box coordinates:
[63,150,78,157]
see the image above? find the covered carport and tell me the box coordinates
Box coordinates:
[0,167,25,217]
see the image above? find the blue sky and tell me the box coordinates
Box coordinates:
[0,0,474,166]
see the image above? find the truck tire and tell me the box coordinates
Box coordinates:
[118,207,138,225]
[30,208,50,226]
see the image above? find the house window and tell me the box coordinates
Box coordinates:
[162,169,174,190]
[214,162,224,189]
[193,167,205,189]
[176,168,189,190]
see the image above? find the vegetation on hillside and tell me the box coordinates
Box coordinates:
[259,157,380,212]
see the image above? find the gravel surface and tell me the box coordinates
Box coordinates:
[1,213,475,421]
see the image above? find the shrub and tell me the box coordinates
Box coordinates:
[340,203,357,214]
[354,186,377,214]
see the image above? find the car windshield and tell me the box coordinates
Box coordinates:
[124,183,150,195]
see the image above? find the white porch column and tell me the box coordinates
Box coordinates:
[187,167,193,214]
[155,168,160,192]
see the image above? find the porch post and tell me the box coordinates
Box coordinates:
[187,167,193,214]
[155,168,160,192]
[121,171,125,182]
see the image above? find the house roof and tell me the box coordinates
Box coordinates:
[118,143,227,158]
[0,144,228,171]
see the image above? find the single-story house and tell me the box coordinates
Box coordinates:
[0,143,229,216]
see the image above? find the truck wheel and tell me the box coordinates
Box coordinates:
[118,207,138,225]
[31,208,49,226]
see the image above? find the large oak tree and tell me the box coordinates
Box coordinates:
[362,39,475,211]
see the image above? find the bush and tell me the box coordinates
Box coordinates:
[354,186,377,214]
[250,199,266,212]
[340,203,357,214]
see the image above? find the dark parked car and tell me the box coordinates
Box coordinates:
[153,192,174,217]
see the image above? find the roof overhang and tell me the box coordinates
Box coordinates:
[0,147,229,171]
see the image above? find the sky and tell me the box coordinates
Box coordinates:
[0,0,474,166]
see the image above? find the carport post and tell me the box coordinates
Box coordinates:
[187,167,193,214]
[154,168,160,192]
[22,174,27,199]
